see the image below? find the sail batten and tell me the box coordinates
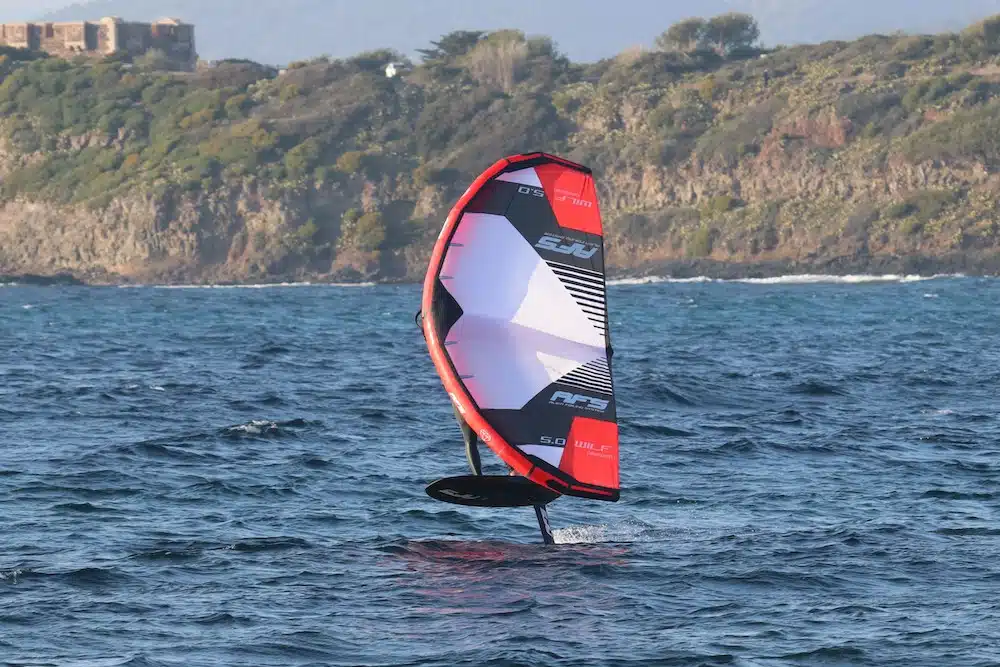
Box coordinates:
[422,153,619,502]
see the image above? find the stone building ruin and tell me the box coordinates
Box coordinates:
[0,17,196,70]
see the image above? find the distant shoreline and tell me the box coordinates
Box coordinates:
[615,253,1000,282]
[3,254,997,288]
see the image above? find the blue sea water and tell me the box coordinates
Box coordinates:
[2,276,999,667]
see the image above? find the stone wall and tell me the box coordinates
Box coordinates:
[0,17,196,69]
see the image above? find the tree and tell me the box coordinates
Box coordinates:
[704,13,760,55]
[417,31,485,62]
[464,30,530,93]
[353,211,386,251]
[284,138,322,178]
[351,48,406,72]
[135,48,173,72]
[655,18,706,53]
[964,14,1000,48]
[335,151,366,175]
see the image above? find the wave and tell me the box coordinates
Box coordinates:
[220,417,317,438]
[553,519,673,544]
[607,276,704,285]
[734,273,964,284]
[608,273,968,285]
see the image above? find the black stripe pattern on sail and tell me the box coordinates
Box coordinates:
[557,358,613,396]
[547,260,606,333]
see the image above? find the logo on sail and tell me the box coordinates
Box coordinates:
[535,233,599,259]
[554,188,594,208]
[574,440,614,458]
[549,390,609,412]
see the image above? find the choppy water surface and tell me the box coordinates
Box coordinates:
[2,277,999,666]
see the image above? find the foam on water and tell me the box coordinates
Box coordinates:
[608,276,680,285]
[553,519,656,544]
[136,281,377,289]
[610,273,970,286]
[734,273,963,284]
[224,419,279,434]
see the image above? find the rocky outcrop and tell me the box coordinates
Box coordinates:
[1,147,996,284]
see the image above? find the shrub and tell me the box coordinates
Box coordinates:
[901,100,1000,166]
[963,14,1000,51]
[898,217,924,236]
[135,49,173,72]
[179,107,217,129]
[837,91,901,122]
[886,190,960,223]
[885,201,916,219]
[335,151,366,174]
[695,97,781,165]
[224,93,251,117]
[295,219,319,241]
[910,190,960,222]
[284,138,322,178]
[687,225,715,257]
[891,36,933,60]
[353,211,386,251]
[703,194,743,216]
[412,163,442,187]
[121,153,141,170]
[698,75,717,104]
[279,84,301,103]
[464,31,529,93]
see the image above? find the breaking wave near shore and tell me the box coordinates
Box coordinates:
[607,273,971,285]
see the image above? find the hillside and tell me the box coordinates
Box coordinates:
[35,0,1000,64]
[2,16,1000,284]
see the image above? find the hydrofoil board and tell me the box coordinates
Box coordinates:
[426,475,560,508]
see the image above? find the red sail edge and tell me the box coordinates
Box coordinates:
[421,153,619,502]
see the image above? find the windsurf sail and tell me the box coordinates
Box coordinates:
[421,152,619,502]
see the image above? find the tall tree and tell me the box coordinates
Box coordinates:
[964,14,1000,47]
[464,30,529,93]
[417,30,485,62]
[655,18,706,53]
[704,13,760,55]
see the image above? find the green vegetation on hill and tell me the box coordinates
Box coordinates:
[1,12,1000,282]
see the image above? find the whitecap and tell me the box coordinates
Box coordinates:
[554,519,657,544]
[736,274,951,285]
[134,281,377,289]
[607,276,709,285]
[608,273,970,286]
[227,419,278,435]
[0,568,25,583]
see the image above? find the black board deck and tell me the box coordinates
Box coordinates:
[426,475,561,508]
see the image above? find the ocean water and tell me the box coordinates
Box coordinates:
[2,276,999,667]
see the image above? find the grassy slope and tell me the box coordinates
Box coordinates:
[1,18,1000,281]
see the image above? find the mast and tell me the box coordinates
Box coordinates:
[534,505,555,545]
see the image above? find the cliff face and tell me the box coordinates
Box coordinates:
[1,147,996,284]
[1,23,1000,283]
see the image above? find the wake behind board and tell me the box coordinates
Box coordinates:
[420,152,621,543]
[427,475,561,507]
